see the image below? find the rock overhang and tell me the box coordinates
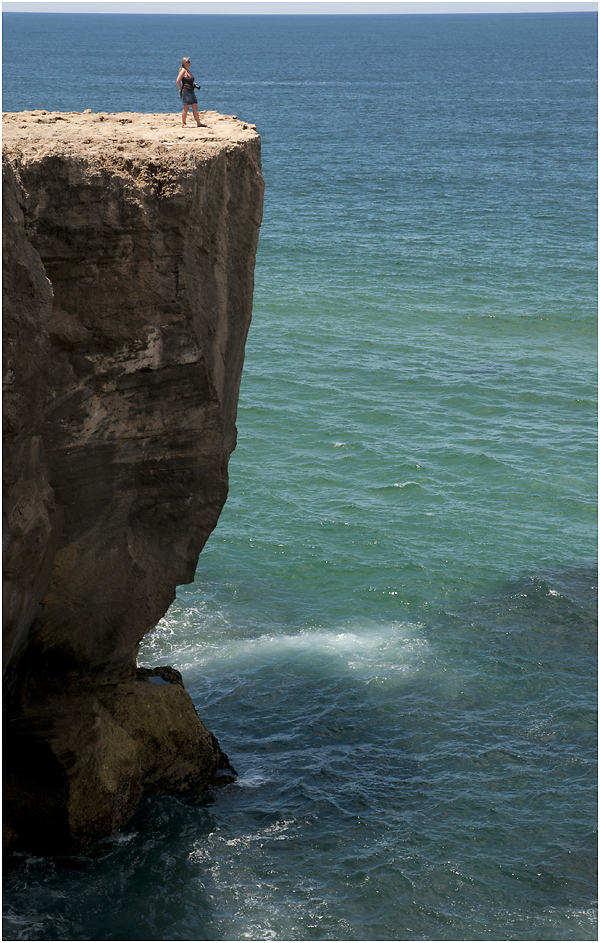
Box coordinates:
[2,110,263,857]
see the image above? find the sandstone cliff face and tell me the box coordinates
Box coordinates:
[2,111,264,855]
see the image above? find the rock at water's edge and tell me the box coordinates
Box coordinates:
[2,111,263,856]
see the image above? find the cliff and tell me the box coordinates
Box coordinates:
[2,111,264,856]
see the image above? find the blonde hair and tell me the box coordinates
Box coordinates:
[181,57,190,66]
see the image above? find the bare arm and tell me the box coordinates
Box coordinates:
[176,67,185,91]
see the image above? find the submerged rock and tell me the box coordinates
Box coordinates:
[2,111,263,856]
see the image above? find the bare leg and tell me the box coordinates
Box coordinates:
[182,104,189,127]
[191,104,206,127]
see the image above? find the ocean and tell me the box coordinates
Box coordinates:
[2,11,597,942]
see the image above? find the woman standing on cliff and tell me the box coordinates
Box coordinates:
[177,57,206,128]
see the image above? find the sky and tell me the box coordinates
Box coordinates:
[2,1,597,13]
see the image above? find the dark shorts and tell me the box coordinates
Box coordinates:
[181,88,197,106]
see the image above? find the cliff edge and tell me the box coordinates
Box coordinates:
[2,111,264,856]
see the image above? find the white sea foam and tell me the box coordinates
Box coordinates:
[142,611,432,684]
[235,769,272,788]
[180,622,430,683]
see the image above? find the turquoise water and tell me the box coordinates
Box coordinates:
[2,12,597,942]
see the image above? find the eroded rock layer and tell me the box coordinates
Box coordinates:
[2,111,264,855]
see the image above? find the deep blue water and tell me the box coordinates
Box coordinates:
[2,11,597,942]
